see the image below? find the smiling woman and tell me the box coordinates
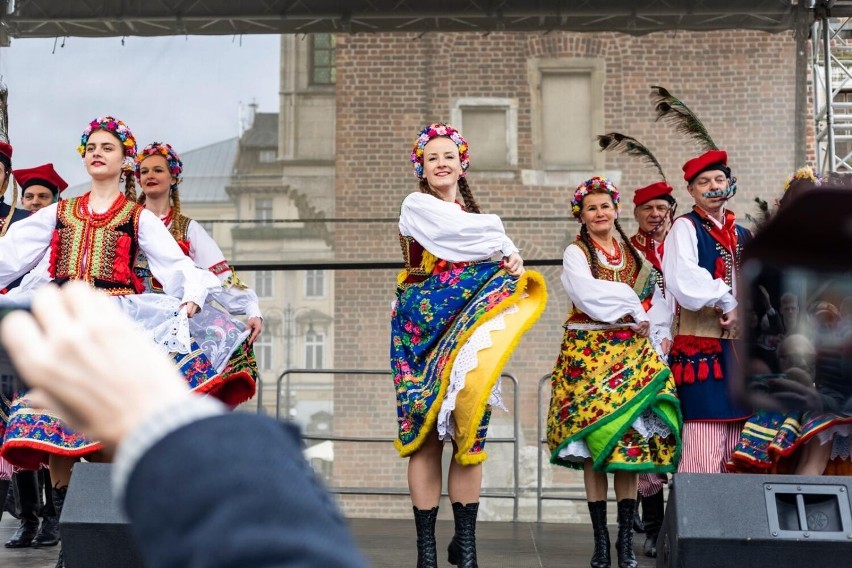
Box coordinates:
[393,122,547,568]
[0,116,254,568]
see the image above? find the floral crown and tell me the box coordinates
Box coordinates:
[410,122,470,179]
[783,166,821,193]
[77,116,138,172]
[136,142,183,191]
[571,176,620,219]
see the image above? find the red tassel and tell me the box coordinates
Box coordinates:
[713,359,723,380]
[672,362,683,386]
[683,363,695,384]
[697,359,710,381]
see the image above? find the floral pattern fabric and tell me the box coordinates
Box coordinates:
[391,260,544,464]
[547,327,681,472]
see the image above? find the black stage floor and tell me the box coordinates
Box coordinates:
[0,514,656,567]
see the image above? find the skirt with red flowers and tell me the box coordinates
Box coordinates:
[547,326,682,473]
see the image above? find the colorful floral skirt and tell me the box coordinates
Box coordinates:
[391,262,546,465]
[728,410,852,473]
[547,327,682,473]
[0,296,258,469]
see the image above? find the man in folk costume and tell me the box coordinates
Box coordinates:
[662,148,752,472]
[598,132,676,558]
[15,163,68,213]
[652,86,752,473]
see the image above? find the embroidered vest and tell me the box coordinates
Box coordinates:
[672,210,751,338]
[397,234,475,290]
[134,213,193,293]
[566,241,656,327]
[50,196,144,296]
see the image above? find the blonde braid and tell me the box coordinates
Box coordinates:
[170,189,183,241]
[123,173,137,202]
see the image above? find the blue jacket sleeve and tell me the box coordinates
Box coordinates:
[123,413,369,568]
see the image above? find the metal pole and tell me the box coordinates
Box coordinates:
[794,2,810,169]
[823,17,837,172]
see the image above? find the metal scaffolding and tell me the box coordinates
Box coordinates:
[0,1,805,41]
[812,13,852,173]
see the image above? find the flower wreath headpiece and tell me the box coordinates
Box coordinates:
[77,116,138,173]
[410,122,470,179]
[571,176,620,219]
[136,142,183,192]
[783,166,821,193]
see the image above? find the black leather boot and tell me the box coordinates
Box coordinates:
[588,500,611,568]
[52,486,68,568]
[447,501,478,568]
[632,494,644,533]
[0,479,9,521]
[413,506,438,568]
[32,469,59,548]
[641,490,664,558]
[615,499,638,568]
[5,471,40,548]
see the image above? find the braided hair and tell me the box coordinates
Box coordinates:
[418,177,481,214]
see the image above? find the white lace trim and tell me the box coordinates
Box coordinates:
[436,303,519,441]
[556,409,671,461]
[814,424,852,460]
[831,435,851,461]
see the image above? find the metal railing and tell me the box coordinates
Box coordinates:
[536,373,599,522]
[275,368,522,521]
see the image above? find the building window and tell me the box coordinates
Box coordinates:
[259,149,277,163]
[530,58,605,171]
[254,333,273,372]
[309,33,336,85]
[305,269,325,298]
[304,327,324,369]
[255,270,274,298]
[451,98,517,171]
[255,198,273,221]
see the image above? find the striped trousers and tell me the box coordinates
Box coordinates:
[678,420,745,473]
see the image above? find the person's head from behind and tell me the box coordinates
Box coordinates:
[777,334,817,377]
[78,116,138,199]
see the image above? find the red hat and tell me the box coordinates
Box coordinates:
[633,181,674,206]
[682,149,729,183]
[13,163,68,195]
[0,141,12,170]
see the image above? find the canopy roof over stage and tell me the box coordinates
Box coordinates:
[1,1,849,41]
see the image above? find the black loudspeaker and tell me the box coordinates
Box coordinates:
[60,462,144,568]
[657,473,852,568]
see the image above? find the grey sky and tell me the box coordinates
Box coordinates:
[0,34,280,190]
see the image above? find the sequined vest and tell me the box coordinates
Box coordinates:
[49,196,144,296]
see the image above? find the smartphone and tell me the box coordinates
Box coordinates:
[0,304,30,400]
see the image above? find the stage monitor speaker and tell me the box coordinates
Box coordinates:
[60,462,144,568]
[657,473,852,568]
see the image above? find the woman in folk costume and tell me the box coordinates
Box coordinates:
[547,177,681,568]
[392,122,546,568]
[135,142,260,405]
[597,133,678,559]
[0,117,236,567]
[728,167,852,476]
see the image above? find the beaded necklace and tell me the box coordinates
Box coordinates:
[77,191,127,228]
[591,237,622,265]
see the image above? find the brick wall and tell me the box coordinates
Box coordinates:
[330,30,803,519]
